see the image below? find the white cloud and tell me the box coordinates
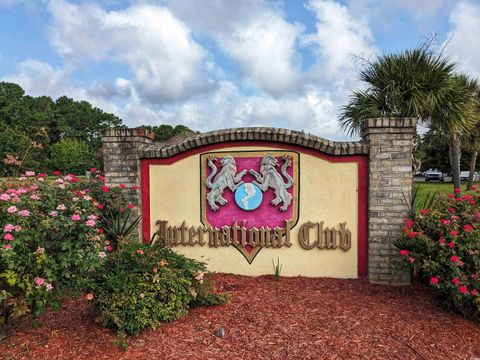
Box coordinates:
[304,0,378,84]
[445,1,480,76]
[2,59,121,115]
[47,0,210,103]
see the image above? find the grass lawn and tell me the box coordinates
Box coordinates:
[414,181,473,210]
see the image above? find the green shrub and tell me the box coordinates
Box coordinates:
[88,242,226,337]
[49,138,97,175]
[395,187,480,320]
[0,172,108,324]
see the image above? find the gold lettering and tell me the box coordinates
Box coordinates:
[188,226,197,246]
[284,220,292,247]
[298,221,316,250]
[338,222,351,251]
[317,221,326,249]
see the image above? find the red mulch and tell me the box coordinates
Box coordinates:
[1,274,479,360]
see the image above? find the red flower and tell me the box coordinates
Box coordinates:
[449,230,458,236]
[71,176,78,183]
[450,255,459,263]
[131,185,139,190]
[101,185,109,193]
[452,278,460,285]
[429,277,439,285]
[97,228,104,234]
[53,170,61,175]
[136,249,144,255]
[454,187,461,193]
[127,203,134,209]
[407,231,416,238]
[455,197,462,202]
[97,204,104,210]
[448,193,454,198]
[38,173,47,178]
[90,168,97,172]
[105,245,113,251]
[470,200,476,205]
[448,207,455,213]
[472,186,477,190]
[463,224,474,232]
[448,241,455,249]
[119,184,126,189]
[472,289,478,296]
[420,209,429,215]
[440,219,450,225]
[86,293,94,301]
[464,194,472,201]
[399,250,408,256]
[438,238,446,245]
[459,285,468,295]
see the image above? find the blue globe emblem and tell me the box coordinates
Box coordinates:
[234,183,263,211]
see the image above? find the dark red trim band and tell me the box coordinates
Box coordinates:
[140,140,368,278]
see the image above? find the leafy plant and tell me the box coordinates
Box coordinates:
[98,208,141,249]
[394,186,480,321]
[272,257,283,281]
[87,242,227,339]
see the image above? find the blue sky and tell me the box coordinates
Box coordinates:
[0,0,479,140]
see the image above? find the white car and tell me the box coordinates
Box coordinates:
[460,171,480,182]
[424,169,444,182]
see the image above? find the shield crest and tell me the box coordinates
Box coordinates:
[200,150,300,263]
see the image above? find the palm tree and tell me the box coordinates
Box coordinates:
[463,82,480,190]
[339,45,475,193]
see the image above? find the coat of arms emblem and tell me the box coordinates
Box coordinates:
[200,150,299,263]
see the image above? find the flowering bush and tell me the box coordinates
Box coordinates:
[87,242,227,338]
[395,187,480,320]
[0,170,139,326]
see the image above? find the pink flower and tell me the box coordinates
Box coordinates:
[420,209,429,215]
[11,197,21,203]
[98,251,106,259]
[14,225,21,232]
[438,238,446,245]
[464,194,472,201]
[454,187,461,193]
[25,171,35,177]
[452,278,460,285]
[85,219,96,227]
[87,214,97,220]
[101,186,109,193]
[127,203,134,209]
[450,255,459,263]
[0,194,11,201]
[30,194,40,200]
[18,210,30,217]
[3,224,14,233]
[119,184,126,189]
[463,224,474,232]
[451,215,459,222]
[472,289,478,296]
[46,283,53,291]
[71,214,81,221]
[440,219,450,225]
[136,249,144,255]
[4,244,11,250]
[86,293,94,301]
[448,241,455,249]
[3,234,13,241]
[449,230,458,236]
[407,231,415,238]
[38,173,47,178]
[429,277,439,285]
[399,249,408,256]
[470,200,476,205]
[448,193,454,198]
[56,204,66,211]
[35,277,45,286]
[97,204,104,210]
[105,245,113,251]
[53,170,61,175]
[49,211,58,217]
[459,285,468,294]
[7,206,17,214]
[90,168,97,173]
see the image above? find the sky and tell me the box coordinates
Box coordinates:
[0,0,479,140]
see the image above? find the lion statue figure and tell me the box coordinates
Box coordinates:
[249,154,293,211]
[206,155,246,211]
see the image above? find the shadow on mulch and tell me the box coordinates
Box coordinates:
[1,274,479,360]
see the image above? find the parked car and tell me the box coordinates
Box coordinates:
[424,169,444,182]
[460,171,480,182]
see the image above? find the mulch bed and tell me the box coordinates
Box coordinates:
[1,274,479,360]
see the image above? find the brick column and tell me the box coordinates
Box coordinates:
[100,128,155,238]
[362,118,417,285]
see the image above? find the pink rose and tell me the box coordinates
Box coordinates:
[3,224,14,233]
[7,206,17,214]
[18,210,30,217]
[98,251,106,259]
[3,234,13,241]
[35,277,45,286]
[71,214,81,221]
[85,219,96,227]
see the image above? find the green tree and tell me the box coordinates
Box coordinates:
[49,138,97,174]
[339,45,474,192]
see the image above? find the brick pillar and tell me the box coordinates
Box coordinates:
[362,118,417,285]
[100,128,155,239]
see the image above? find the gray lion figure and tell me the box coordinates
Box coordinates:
[206,156,246,211]
[250,154,293,211]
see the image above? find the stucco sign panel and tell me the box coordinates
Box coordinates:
[141,143,367,278]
